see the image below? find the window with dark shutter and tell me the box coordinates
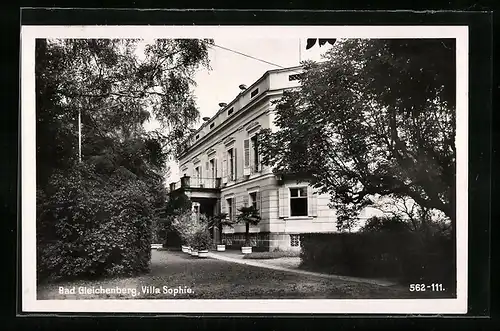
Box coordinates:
[251,135,259,172]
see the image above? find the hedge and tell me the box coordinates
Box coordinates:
[300,232,455,288]
[37,164,154,282]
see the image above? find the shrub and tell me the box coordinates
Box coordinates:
[300,232,455,290]
[191,229,212,251]
[361,216,410,233]
[37,164,154,282]
[171,212,209,247]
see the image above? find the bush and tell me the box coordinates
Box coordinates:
[171,212,207,246]
[191,229,212,251]
[37,164,154,282]
[300,232,455,290]
[361,216,409,233]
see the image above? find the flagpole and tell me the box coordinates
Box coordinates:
[78,108,82,162]
[298,38,302,64]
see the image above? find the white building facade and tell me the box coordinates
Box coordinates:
[170,66,340,251]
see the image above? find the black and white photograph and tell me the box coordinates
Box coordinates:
[21,25,468,314]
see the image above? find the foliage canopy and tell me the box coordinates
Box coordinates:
[260,39,456,231]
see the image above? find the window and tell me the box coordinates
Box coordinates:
[194,166,201,185]
[289,187,308,217]
[290,234,300,247]
[250,88,259,98]
[227,107,234,116]
[227,198,234,222]
[210,123,215,129]
[289,74,302,81]
[195,134,199,140]
[228,148,235,181]
[251,135,259,172]
[209,159,216,179]
[249,192,257,209]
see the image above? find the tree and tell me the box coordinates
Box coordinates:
[207,212,233,245]
[36,38,212,279]
[360,215,410,233]
[171,211,209,247]
[371,195,451,236]
[260,39,456,232]
[36,38,212,186]
[236,206,261,247]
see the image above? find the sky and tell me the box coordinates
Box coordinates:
[146,38,334,183]
[191,38,332,122]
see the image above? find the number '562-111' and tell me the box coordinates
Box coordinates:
[409,284,446,292]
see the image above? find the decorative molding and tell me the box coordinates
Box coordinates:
[207,148,216,156]
[223,193,235,199]
[246,121,260,132]
[192,157,201,164]
[247,186,260,192]
[223,136,236,146]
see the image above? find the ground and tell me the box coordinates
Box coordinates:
[37,250,450,300]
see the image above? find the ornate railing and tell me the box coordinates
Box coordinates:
[169,176,222,191]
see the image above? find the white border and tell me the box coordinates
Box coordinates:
[21,25,468,314]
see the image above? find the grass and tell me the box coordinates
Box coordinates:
[242,250,301,259]
[37,250,454,300]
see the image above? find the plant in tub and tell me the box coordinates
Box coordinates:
[236,205,261,254]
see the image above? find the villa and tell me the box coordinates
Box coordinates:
[169,66,350,251]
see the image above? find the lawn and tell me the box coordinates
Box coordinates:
[37,250,450,300]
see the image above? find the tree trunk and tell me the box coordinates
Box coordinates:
[218,221,223,245]
[245,222,250,246]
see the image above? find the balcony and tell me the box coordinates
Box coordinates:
[169,176,222,199]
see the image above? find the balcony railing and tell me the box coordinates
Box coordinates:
[169,176,222,191]
[191,177,220,188]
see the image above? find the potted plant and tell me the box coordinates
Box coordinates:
[190,247,199,257]
[236,205,261,254]
[192,229,212,258]
[209,213,233,251]
[171,211,194,254]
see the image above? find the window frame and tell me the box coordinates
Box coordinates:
[209,158,216,179]
[250,134,259,172]
[289,187,308,217]
[226,197,234,222]
[227,148,235,181]
[194,165,201,186]
[249,191,258,209]
[250,88,259,98]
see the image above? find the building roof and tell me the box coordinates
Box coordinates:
[190,65,303,136]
